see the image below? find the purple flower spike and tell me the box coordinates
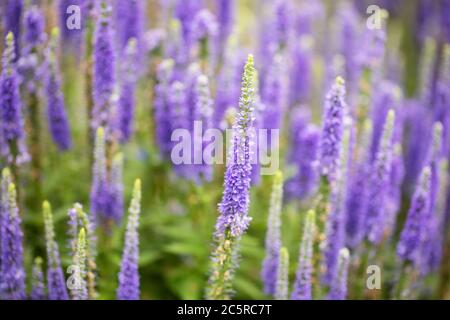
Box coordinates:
[115,0,144,50]
[322,124,351,286]
[4,0,23,59]
[0,32,28,164]
[30,257,46,300]
[43,201,69,300]
[367,110,395,245]
[45,28,72,151]
[397,166,432,264]
[216,0,235,51]
[216,54,256,238]
[117,38,138,143]
[117,179,142,300]
[107,153,124,224]
[319,77,347,180]
[0,170,25,300]
[92,0,116,132]
[18,4,46,94]
[292,210,316,300]
[155,59,175,159]
[262,172,283,297]
[285,110,320,201]
[289,37,313,106]
[345,120,373,249]
[327,248,350,300]
[90,127,108,225]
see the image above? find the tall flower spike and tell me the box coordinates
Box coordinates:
[154,59,175,159]
[90,127,108,225]
[367,110,395,244]
[262,52,284,137]
[397,167,432,264]
[108,152,124,223]
[216,0,235,53]
[4,0,23,58]
[72,228,88,300]
[193,74,214,182]
[117,179,142,300]
[285,118,320,201]
[117,38,138,143]
[68,203,97,299]
[30,257,46,300]
[289,36,313,106]
[345,119,373,249]
[327,248,350,300]
[275,247,289,300]
[19,4,46,94]
[292,209,316,300]
[322,123,351,286]
[0,32,28,164]
[43,201,69,300]
[319,77,346,180]
[45,28,72,151]
[216,54,256,237]
[0,177,25,299]
[92,0,116,132]
[115,0,144,51]
[262,171,283,296]
[206,54,256,300]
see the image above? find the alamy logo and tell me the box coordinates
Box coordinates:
[366,265,381,290]
[66,265,82,290]
[366,5,385,30]
[66,5,81,30]
[171,121,280,175]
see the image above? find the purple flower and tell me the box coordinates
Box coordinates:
[4,0,23,59]
[366,110,396,245]
[115,0,144,50]
[90,127,108,225]
[291,210,315,300]
[319,77,347,180]
[0,32,28,164]
[397,166,432,264]
[107,153,124,223]
[337,1,361,106]
[45,28,72,151]
[30,257,46,300]
[117,38,138,143]
[262,53,284,133]
[18,5,46,94]
[117,179,141,300]
[215,0,235,51]
[327,248,350,300]
[370,81,401,160]
[261,172,283,297]
[345,120,373,249]
[285,110,320,201]
[154,59,175,159]
[216,54,256,237]
[214,46,244,129]
[288,37,313,106]
[43,201,69,300]
[192,74,214,182]
[192,9,218,42]
[92,0,116,132]
[322,125,351,286]
[0,170,25,300]
[441,0,450,43]
[175,0,201,52]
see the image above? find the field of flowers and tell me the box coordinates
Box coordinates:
[0,0,449,301]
